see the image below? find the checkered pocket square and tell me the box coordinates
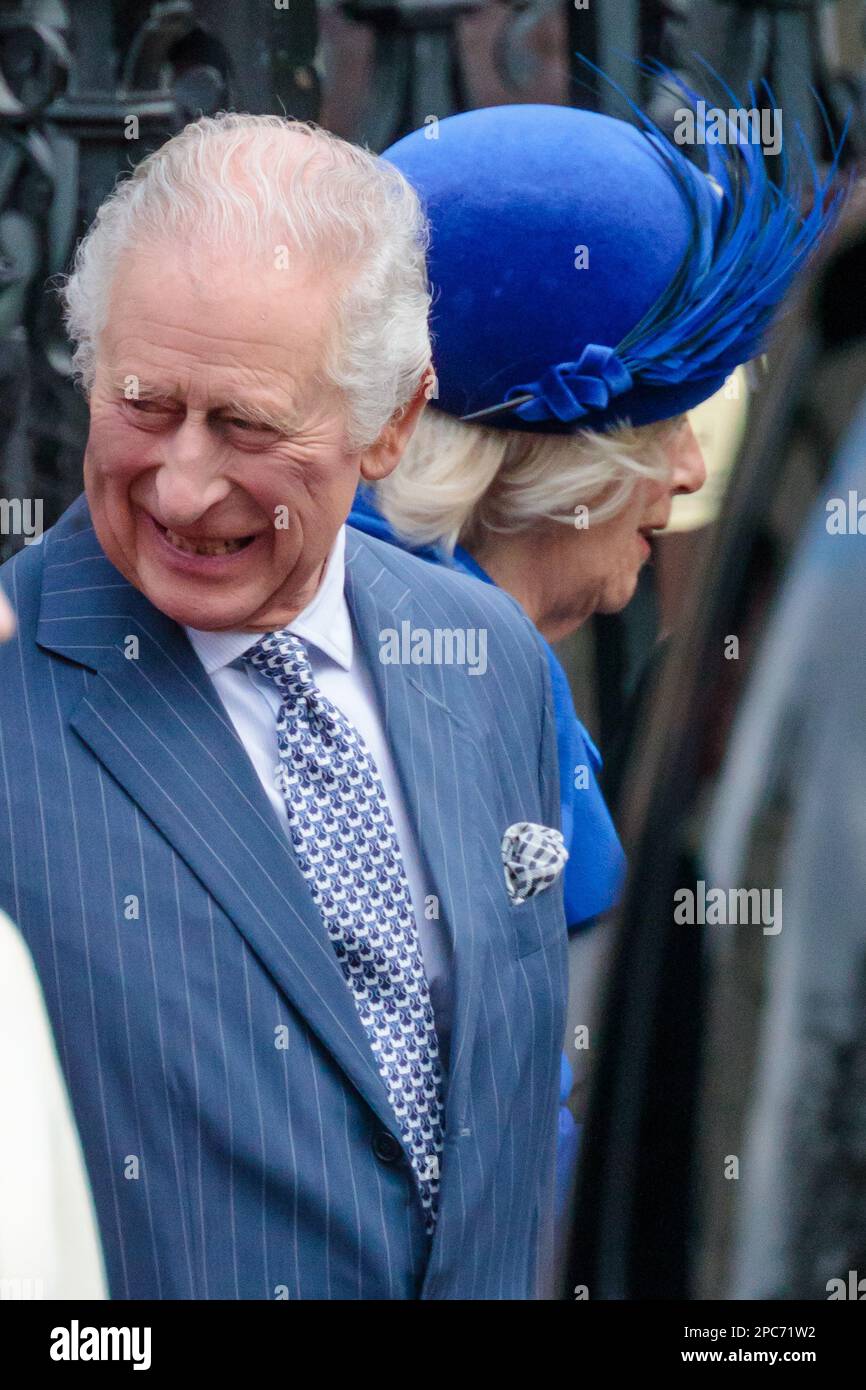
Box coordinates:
[501,822,569,906]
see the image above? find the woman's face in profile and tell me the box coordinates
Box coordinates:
[0,585,14,642]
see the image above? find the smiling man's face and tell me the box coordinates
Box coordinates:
[85,241,400,632]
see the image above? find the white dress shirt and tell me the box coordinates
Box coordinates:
[185,526,454,1073]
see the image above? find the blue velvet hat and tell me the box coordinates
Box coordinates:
[382,75,845,435]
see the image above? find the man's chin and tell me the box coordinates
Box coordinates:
[132,572,265,633]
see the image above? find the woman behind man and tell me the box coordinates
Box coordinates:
[349,90,844,1203]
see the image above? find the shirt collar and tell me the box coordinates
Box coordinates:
[184,526,352,676]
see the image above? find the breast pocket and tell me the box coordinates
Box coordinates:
[509,882,568,959]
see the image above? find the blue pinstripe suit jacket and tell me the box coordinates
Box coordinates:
[0,494,568,1300]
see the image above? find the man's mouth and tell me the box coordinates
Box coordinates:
[153,520,257,558]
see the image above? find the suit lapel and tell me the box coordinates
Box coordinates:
[37,499,403,1140]
[344,531,490,1146]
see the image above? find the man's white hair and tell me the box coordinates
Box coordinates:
[374,409,680,554]
[58,112,433,451]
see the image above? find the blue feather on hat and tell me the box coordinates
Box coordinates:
[603,57,849,390]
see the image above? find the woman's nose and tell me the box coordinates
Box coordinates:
[669,419,707,496]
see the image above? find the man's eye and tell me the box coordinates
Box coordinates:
[226,417,278,435]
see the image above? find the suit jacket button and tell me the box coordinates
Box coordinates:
[372,1130,403,1164]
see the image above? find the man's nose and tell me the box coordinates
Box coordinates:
[670,419,707,496]
[154,420,232,526]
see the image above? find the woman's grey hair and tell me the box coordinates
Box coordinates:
[58,112,433,451]
[374,408,681,554]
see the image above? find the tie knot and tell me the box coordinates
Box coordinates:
[245,630,315,701]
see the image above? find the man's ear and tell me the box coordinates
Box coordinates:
[359,366,436,484]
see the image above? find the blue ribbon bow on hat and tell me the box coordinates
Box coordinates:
[503,344,634,425]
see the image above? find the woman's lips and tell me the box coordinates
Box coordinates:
[637,521,667,558]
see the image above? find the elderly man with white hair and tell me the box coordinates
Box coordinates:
[0,115,572,1300]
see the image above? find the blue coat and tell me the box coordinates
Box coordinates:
[0,495,569,1299]
[348,491,626,929]
[348,491,627,1216]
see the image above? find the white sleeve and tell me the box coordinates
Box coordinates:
[0,911,107,1299]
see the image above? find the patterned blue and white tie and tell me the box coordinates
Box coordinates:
[245,629,446,1231]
